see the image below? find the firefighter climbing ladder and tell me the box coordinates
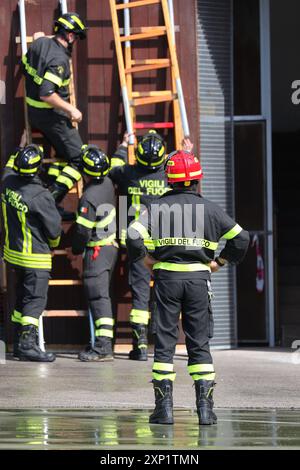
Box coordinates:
[17,0,94,351]
[109,0,190,163]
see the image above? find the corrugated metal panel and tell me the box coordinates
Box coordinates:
[196,0,236,348]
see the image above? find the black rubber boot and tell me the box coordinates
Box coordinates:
[129,323,148,361]
[49,183,75,221]
[149,379,174,425]
[13,323,21,358]
[195,380,217,425]
[18,325,56,362]
[78,337,114,362]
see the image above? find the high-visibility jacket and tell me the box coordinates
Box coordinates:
[1,159,61,270]
[72,177,117,255]
[127,188,250,279]
[109,155,169,247]
[22,37,70,110]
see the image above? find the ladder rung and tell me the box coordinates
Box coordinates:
[131,59,170,66]
[133,94,175,106]
[49,280,82,286]
[120,30,166,42]
[15,35,53,44]
[134,122,174,129]
[43,310,87,317]
[52,250,68,256]
[120,26,179,34]
[132,90,172,98]
[42,159,67,164]
[125,63,170,74]
[116,0,161,10]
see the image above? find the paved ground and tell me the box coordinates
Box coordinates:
[1,348,300,409]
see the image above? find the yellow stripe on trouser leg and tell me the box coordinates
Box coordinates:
[152,362,176,381]
[130,309,149,325]
[22,316,39,327]
[188,364,215,381]
[95,329,113,338]
[95,317,115,327]
[11,310,22,324]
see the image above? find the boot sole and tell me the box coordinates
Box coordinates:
[198,418,217,425]
[78,356,114,362]
[18,355,56,363]
[128,356,148,361]
[149,417,174,425]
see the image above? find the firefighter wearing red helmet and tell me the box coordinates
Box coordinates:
[127,150,249,425]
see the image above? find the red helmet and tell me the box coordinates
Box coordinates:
[165,150,203,183]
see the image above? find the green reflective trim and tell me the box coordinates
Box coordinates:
[44,71,62,87]
[48,236,61,248]
[167,172,186,179]
[83,154,95,166]
[95,329,113,338]
[96,208,116,229]
[26,97,53,109]
[153,262,210,272]
[152,372,176,382]
[58,17,75,29]
[18,167,38,174]
[48,168,60,177]
[17,210,32,254]
[22,55,43,85]
[192,373,216,381]
[130,309,149,324]
[153,238,218,251]
[86,233,116,247]
[222,224,243,240]
[110,157,125,168]
[71,14,85,30]
[4,248,51,270]
[6,154,16,169]
[2,202,9,247]
[62,165,81,181]
[136,155,164,167]
[153,362,174,372]
[76,215,95,229]
[56,175,74,189]
[95,317,115,327]
[131,194,141,221]
[83,168,102,177]
[11,310,22,325]
[22,316,39,327]
[28,155,41,165]
[188,364,215,374]
[130,221,150,240]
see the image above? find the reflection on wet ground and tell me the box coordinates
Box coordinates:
[0,409,300,449]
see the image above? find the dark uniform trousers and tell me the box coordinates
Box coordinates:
[29,108,83,183]
[153,278,213,367]
[13,267,50,327]
[83,246,118,338]
[128,257,151,325]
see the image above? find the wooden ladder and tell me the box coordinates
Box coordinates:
[16,0,92,352]
[109,0,190,163]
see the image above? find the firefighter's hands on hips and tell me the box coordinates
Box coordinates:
[69,106,82,123]
[143,254,157,273]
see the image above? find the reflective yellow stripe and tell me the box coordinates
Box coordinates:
[1,202,9,247]
[28,155,41,165]
[58,17,75,29]
[22,316,39,327]
[56,175,73,189]
[76,215,95,229]
[62,78,70,86]
[11,310,22,324]
[95,317,115,327]
[95,329,113,338]
[4,247,50,260]
[188,364,215,374]
[132,195,141,221]
[6,154,16,168]
[48,236,61,248]
[153,262,210,272]
[130,221,150,240]
[153,238,218,251]
[130,309,149,324]
[71,15,85,30]
[222,224,243,240]
[153,362,174,372]
[152,372,176,381]
[86,233,116,247]
[110,157,125,168]
[22,55,43,85]
[62,165,81,181]
[83,155,95,166]
[18,167,38,174]
[44,72,62,87]
[167,172,186,179]
[4,247,51,269]
[96,208,116,229]
[26,97,53,109]
[190,170,202,177]
[17,211,27,254]
[193,373,216,381]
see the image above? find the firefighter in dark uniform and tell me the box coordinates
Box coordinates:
[127,150,249,425]
[109,130,169,361]
[22,12,88,210]
[70,145,118,361]
[1,145,62,361]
